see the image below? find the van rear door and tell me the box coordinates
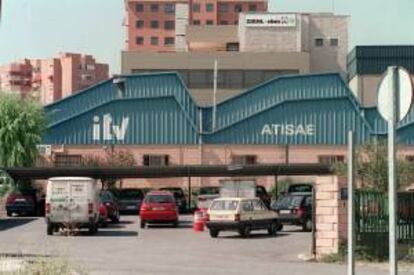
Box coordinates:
[68,181,89,221]
[50,180,70,222]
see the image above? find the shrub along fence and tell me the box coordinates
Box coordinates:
[355,190,414,259]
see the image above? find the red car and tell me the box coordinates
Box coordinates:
[140,191,178,228]
[99,191,120,224]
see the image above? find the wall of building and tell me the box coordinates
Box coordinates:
[308,14,349,78]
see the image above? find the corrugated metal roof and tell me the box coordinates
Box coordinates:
[43,71,414,146]
[347,46,414,80]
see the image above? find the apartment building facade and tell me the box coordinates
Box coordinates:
[0,53,109,105]
[125,0,267,52]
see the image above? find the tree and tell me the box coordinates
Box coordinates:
[334,140,414,192]
[0,94,46,167]
[82,149,137,190]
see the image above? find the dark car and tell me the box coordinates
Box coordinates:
[118,188,144,214]
[271,192,313,232]
[100,190,120,223]
[256,185,271,208]
[159,187,187,213]
[6,189,37,217]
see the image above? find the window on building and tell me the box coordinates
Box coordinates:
[220,20,228,25]
[164,20,175,30]
[248,4,257,11]
[193,20,201,25]
[136,36,144,45]
[151,20,159,29]
[234,4,243,12]
[192,3,200,12]
[219,3,228,12]
[54,154,82,167]
[206,20,214,25]
[143,155,170,166]
[136,20,144,29]
[164,37,175,45]
[330,38,339,46]
[150,4,159,12]
[136,3,144,12]
[151,37,159,45]
[164,3,175,14]
[206,3,214,12]
[226,42,239,51]
[315,38,324,47]
[318,155,345,165]
[231,155,257,165]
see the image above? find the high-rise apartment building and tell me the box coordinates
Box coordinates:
[0,53,109,105]
[125,0,267,52]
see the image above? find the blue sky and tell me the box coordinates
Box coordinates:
[0,0,413,74]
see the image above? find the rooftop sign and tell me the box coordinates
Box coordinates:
[245,14,296,27]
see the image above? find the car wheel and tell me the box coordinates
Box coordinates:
[268,221,279,236]
[140,221,146,229]
[277,224,284,231]
[111,211,120,223]
[172,220,179,228]
[302,219,312,232]
[89,223,98,235]
[6,211,11,217]
[47,223,53,236]
[239,225,251,238]
[209,229,219,238]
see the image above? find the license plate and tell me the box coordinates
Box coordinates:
[15,198,27,202]
[280,210,291,214]
[126,206,136,210]
[153,207,165,211]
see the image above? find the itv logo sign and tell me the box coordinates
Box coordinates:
[92,114,129,141]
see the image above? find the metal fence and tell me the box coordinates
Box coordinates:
[355,190,414,258]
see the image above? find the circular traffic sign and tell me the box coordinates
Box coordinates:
[377,67,413,122]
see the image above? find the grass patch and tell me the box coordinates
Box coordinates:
[0,256,86,275]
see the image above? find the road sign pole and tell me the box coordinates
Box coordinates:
[347,131,355,275]
[389,66,398,275]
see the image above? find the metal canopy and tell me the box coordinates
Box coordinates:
[2,164,333,180]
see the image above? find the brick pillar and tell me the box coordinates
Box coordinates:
[315,175,347,259]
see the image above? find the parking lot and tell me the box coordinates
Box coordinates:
[0,215,413,275]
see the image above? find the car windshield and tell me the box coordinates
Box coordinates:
[119,189,143,199]
[160,188,184,198]
[273,195,304,209]
[100,191,112,202]
[145,194,174,204]
[199,187,219,195]
[210,200,239,211]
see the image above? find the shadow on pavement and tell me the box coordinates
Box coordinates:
[220,232,290,239]
[0,218,37,231]
[69,230,138,237]
[146,220,193,229]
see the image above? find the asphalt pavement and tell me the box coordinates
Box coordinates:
[0,215,413,275]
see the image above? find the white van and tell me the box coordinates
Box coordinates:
[45,177,101,235]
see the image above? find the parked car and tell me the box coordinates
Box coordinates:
[271,192,313,232]
[100,190,120,223]
[140,191,179,228]
[256,185,271,208]
[45,177,101,235]
[197,186,220,210]
[159,187,187,213]
[6,188,37,217]
[206,197,280,238]
[118,188,144,214]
